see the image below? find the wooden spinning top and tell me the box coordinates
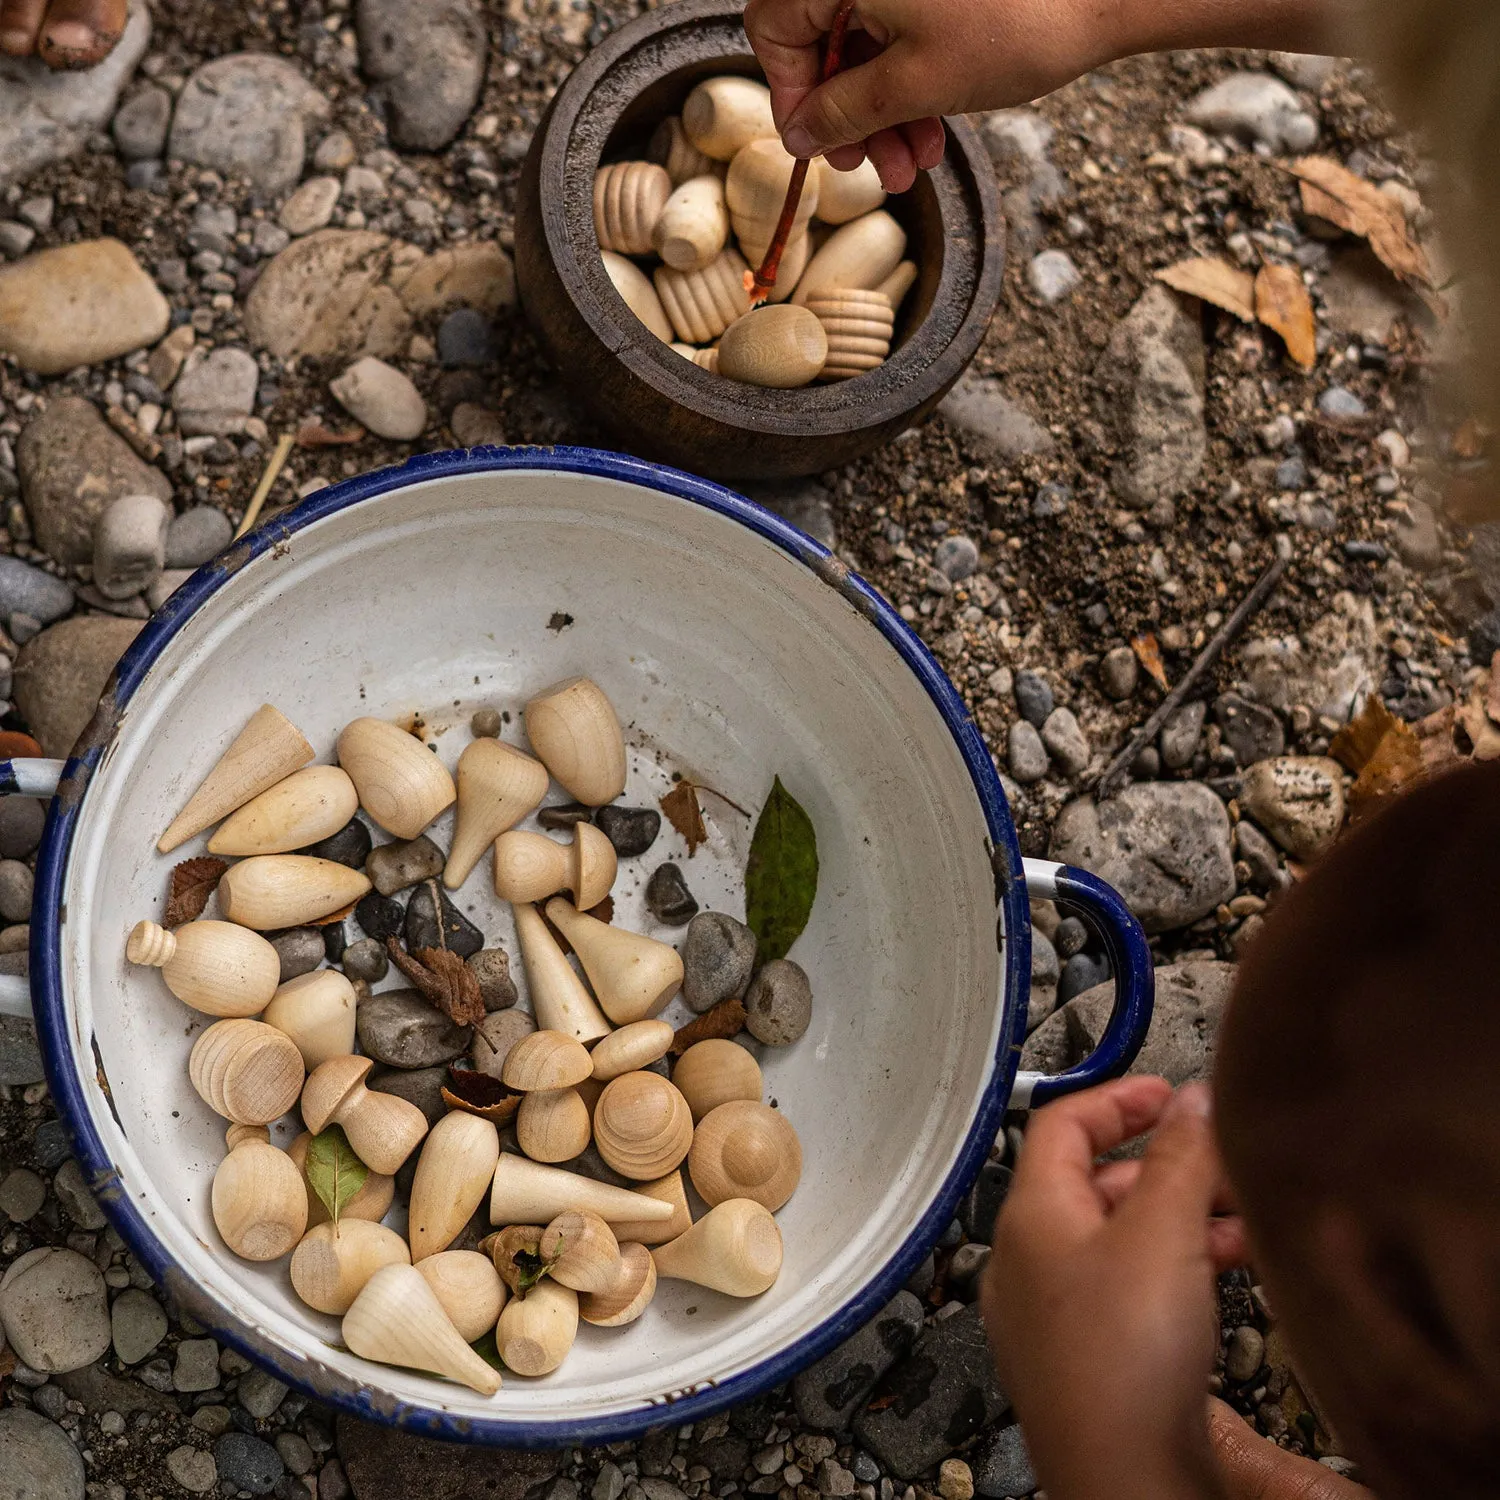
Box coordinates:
[523,677,627,807]
[578,1240,657,1327]
[539,1209,621,1293]
[805,289,894,381]
[492,824,616,910]
[716,306,828,389]
[688,1100,802,1212]
[290,1218,411,1315]
[207,765,359,857]
[544,898,684,1024]
[408,1111,501,1261]
[301,1054,429,1175]
[336,717,456,840]
[497,1277,578,1377]
[415,1251,506,1342]
[672,1038,762,1123]
[593,1072,693,1181]
[189,1019,305,1126]
[127,919,281,1019]
[501,1030,594,1092]
[594,161,672,257]
[211,1128,307,1261]
[445,739,549,889]
[217,855,371,931]
[651,1198,783,1297]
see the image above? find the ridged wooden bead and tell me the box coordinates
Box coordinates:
[211,1135,307,1261]
[594,1072,693,1180]
[336,717,456,839]
[654,248,752,345]
[603,251,675,344]
[688,1099,802,1212]
[650,115,719,185]
[207,766,359,856]
[804,289,894,381]
[682,76,777,161]
[727,139,818,265]
[189,1019,305,1126]
[594,161,671,256]
[127,919,280,1018]
[716,305,828,388]
[654,173,730,272]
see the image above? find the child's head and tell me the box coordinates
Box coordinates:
[1214,762,1500,1499]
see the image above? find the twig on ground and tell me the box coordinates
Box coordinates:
[235,431,296,540]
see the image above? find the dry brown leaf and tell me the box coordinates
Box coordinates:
[164,856,230,928]
[671,998,747,1055]
[441,1068,523,1123]
[1131,633,1170,692]
[296,420,366,447]
[1156,258,1256,321]
[660,781,708,856]
[1413,705,1466,774]
[1254,265,1317,371]
[1290,157,1434,290]
[1348,725,1424,823]
[1329,694,1403,774]
[385,939,486,1026]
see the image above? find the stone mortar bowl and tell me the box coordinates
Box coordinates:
[515,0,1006,481]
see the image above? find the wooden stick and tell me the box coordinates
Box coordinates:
[235,432,297,541]
[1093,555,1290,801]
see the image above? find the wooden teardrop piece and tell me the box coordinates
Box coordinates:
[408,1111,501,1261]
[415,1251,506,1342]
[290,1218,411,1315]
[650,1198,783,1297]
[496,1277,578,1377]
[523,678,627,807]
[207,766,359,856]
[544,898,684,1024]
[336,717,456,839]
[127,919,281,1018]
[445,739,549,889]
[512,902,613,1044]
[217,855,371,930]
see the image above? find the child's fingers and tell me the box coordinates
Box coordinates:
[742,0,857,127]
[1122,1084,1227,1245]
[864,127,918,193]
[823,143,868,172]
[1207,1216,1250,1274]
[780,39,936,158]
[1207,1396,1376,1500]
[903,116,947,170]
[1091,1158,1141,1212]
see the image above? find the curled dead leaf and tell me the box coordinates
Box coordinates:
[1330,694,1403,774]
[385,939,486,1027]
[164,856,230,928]
[1254,265,1317,372]
[1347,723,1424,823]
[671,997,747,1055]
[1290,157,1435,292]
[296,420,366,447]
[1156,258,1256,322]
[660,781,708,856]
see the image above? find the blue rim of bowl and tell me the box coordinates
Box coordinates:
[31,445,1032,1446]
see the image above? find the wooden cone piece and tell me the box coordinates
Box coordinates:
[343,1262,503,1395]
[651,1198,783,1297]
[512,902,612,1044]
[540,1209,620,1293]
[301,1055,429,1175]
[594,1072,694,1180]
[792,211,908,306]
[682,76,777,161]
[672,1038,762,1122]
[716,306,828,389]
[287,1132,394,1229]
[516,1088,592,1164]
[654,249,752,345]
[127,919,281,1018]
[523,678,627,808]
[726,138,819,265]
[654,174,730,272]
[593,161,672,257]
[211,1136,307,1261]
[158,704,314,854]
[649,115,719,186]
[497,1278,578,1377]
[605,1169,692,1246]
[579,1242,657,1326]
[489,1153,675,1226]
[493,825,616,909]
[501,1030,594,1092]
[189,1019,305,1126]
[217,855,371,931]
[207,766,359,856]
[805,289,894,382]
[591,1019,674,1082]
[290,1219,411,1315]
[336,717,456,840]
[544,898,684,1024]
[603,251,675,344]
[445,740,549,889]
[813,155,887,224]
[688,1100,802,1212]
[415,1251,506,1342]
[261,969,357,1071]
[408,1111,501,1261]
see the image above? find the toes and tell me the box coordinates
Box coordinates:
[36,0,124,68]
[0,0,48,57]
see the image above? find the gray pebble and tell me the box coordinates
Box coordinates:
[466,947,517,1010]
[1058,951,1110,1006]
[0,859,31,923]
[405,882,483,956]
[1133,744,1162,780]
[1040,706,1090,776]
[0,798,44,859]
[438,307,498,367]
[166,1445,218,1494]
[681,912,757,1013]
[1100,645,1138,701]
[744,958,812,1045]
[932,535,979,583]
[1225,1324,1265,1383]
[1235,819,1282,888]
[270,928,324,983]
[110,1288,167,1365]
[1318,386,1367,419]
[538,802,592,830]
[300,818,372,870]
[31,1384,67,1420]
[1274,455,1308,491]
[113,84,173,161]
[367,1064,449,1126]
[365,835,444,895]
[214,1432,284,1495]
[1007,720,1048,783]
[1159,700,1206,770]
[973,1424,1035,1500]
[53,1159,106,1229]
[469,707,502,737]
[357,989,471,1069]
[0,220,34,257]
[165,506,233,569]
[9,612,40,645]
[595,805,661,858]
[1028,248,1081,304]
[646,863,699,925]
[340,937,388,984]
[1013,669,1053,726]
[1054,916,1088,959]
[0,1166,46,1221]
[0,1248,111,1373]
[1031,481,1070,519]
[0,556,73,625]
[0,1409,86,1500]
[190,1404,232,1434]
[236,1368,288,1420]
[275,1432,316,1476]
[173,1338,221,1392]
[948,1242,991,1289]
[93,492,169,600]
[471,1007,536,1077]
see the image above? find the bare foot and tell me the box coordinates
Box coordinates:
[1209,1398,1376,1500]
[0,0,126,69]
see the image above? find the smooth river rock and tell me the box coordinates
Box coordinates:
[0,1246,112,1373]
[1237,756,1346,860]
[0,1408,86,1500]
[356,0,486,151]
[15,615,144,758]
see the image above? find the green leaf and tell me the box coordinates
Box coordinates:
[511,1246,555,1296]
[470,1331,505,1372]
[744,776,819,962]
[304,1124,368,1226]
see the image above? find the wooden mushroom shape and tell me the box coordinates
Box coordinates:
[493,825,616,910]
[211,1125,307,1261]
[189,1019,305,1126]
[593,1072,694,1181]
[579,1241,657,1327]
[287,1132,395,1228]
[489,1153,676,1227]
[813,155,887,224]
[343,1263,503,1395]
[207,766,360,856]
[523,677,627,807]
[688,1100,802,1212]
[217,855,371,931]
[544,898,684,1024]
[651,1198,784,1297]
[604,1168,692,1247]
[716,306,828,389]
[126,919,281,1018]
[726,138,819,265]
[408,1111,500,1261]
[496,1278,578,1377]
[672,1038,762,1123]
[445,740,550,889]
[539,1210,620,1294]
[301,1055,429,1176]
[415,1251,507,1342]
[516,1088,592,1164]
[501,1030,594,1093]
[158,704,314,854]
[649,114,719,185]
[512,902,612,1044]
[654,174,730,272]
[593,161,671,256]
[681,76,777,161]
[261,969,358,1071]
[591,1019,674,1082]
[336,717,456,839]
[792,210,908,305]
[290,1218,411,1315]
[603,251,675,344]
[655,248,752,345]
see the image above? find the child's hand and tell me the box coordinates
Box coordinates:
[981,1078,1247,1500]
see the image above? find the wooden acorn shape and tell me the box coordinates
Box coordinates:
[672,1038,762,1123]
[876,258,918,311]
[217,855,371,931]
[689,1100,802,1212]
[682,76,777,161]
[579,1241,656,1326]
[593,1072,694,1180]
[189,1019,305,1126]
[211,1129,307,1261]
[126,919,280,1018]
[654,248,752,345]
[493,824,616,910]
[726,138,819,265]
[408,1110,501,1261]
[512,902,613,1044]
[287,1131,394,1228]
[489,1153,676,1227]
[336,717,456,839]
[539,1209,620,1293]
[805,289,894,381]
[501,1029,594,1092]
[649,115,719,185]
[301,1055,429,1175]
[516,1088,592,1164]
[290,1218,411,1315]
[813,155,887,224]
[654,173,730,272]
[591,1019,674,1082]
[593,160,672,256]
[496,1278,578,1377]
[651,1198,783,1297]
[792,210,909,305]
[158,704,314,853]
[207,766,359,857]
[343,1262,503,1395]
[716,305,828,389]
[603,250,675,343]
[605,1168,692,1246]
[523,677,627,807]
[544,898,684,1024]
[445,739,549,889]
[261,969,358,1071]
[415,1251,506,1342]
